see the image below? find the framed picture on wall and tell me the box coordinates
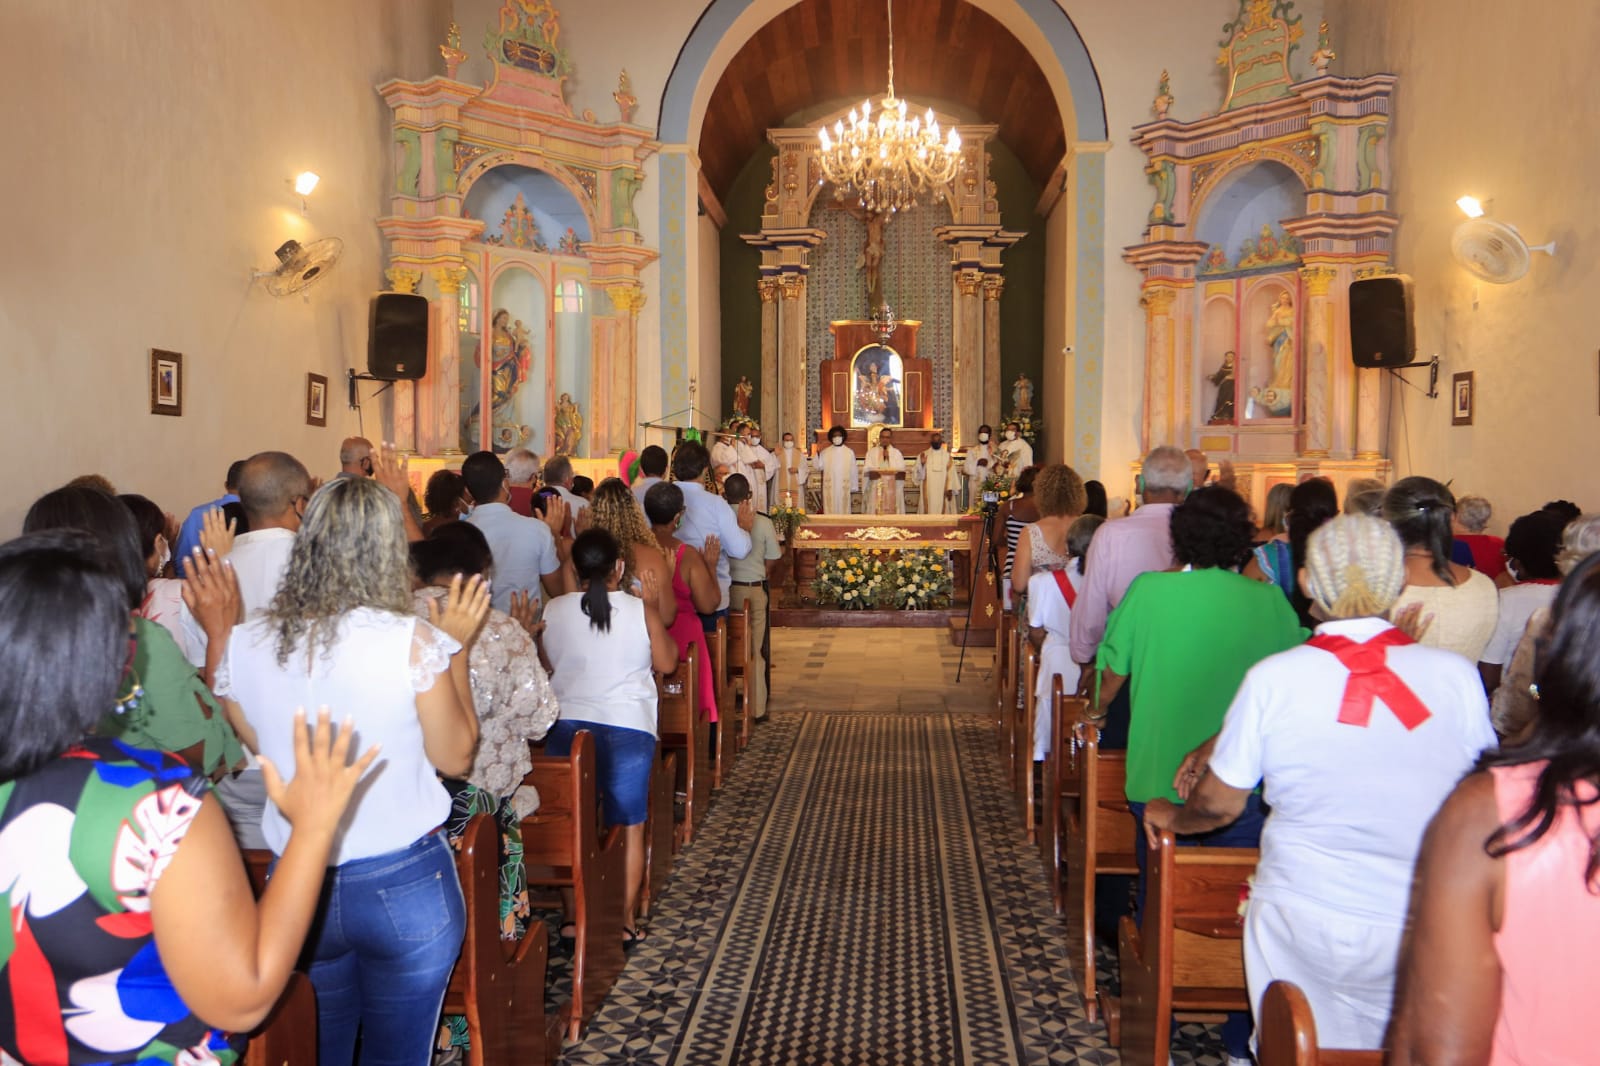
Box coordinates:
[1452,371,1474,426]
[306,372,328,427]
[150,349,183,416]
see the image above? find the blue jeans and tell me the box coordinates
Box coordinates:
[305,831,466,1066]
[1129,794,1265,1060]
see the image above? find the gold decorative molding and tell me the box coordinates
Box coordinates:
[757,277,780,303]
[605,284,647,316]
[385,266,422,294]
[1300,265,1337,296]
[943,529,969,540]
[432,264,469,295]
[795,528,820,540]
[1140,287,1178,315]
[981,275,1005,301]
[843,526,921,542]
[956,269,982,297]
[779,273,806,300]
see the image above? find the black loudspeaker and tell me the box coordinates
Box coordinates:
[1348,274,1415,369]
[368,292,429,380]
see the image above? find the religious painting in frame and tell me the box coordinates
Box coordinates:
[306,372,328,427]
[1452,371,1474,426]
[150,349,182,417]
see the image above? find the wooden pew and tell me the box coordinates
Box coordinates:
[241,971,317,1066]
[640,747,677,919]
[658,646,711,845]
[1014,642,1039,843]
[1039,678,1089,914]
[442,814,555,1066]
[708,617,735,789]
[1115,830,1258,1066]
[726,602,754,752]
[1258,981,1385,1066]
[521,730,628,1043]
[994,610,1014,754]
[1062,727,1137,1023]
[998,612,1021,781]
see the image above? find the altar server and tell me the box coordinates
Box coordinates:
[963,424,995,507]
[736,423,776,511]
[865,428,907,515]
[819,426,858,514]
[710,429,740,482]
[916,432,960,515]
[774,430,810,509]
[997,421,1034,476]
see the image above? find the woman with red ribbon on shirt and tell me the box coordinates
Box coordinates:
[1143,514,1496,1053]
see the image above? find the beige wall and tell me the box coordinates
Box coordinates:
[1,0,445,533]
[1329,0,1596,527]
[697,211,724,428]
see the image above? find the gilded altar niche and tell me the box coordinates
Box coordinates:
[375,0,657,459]
[1124,0,1395,502]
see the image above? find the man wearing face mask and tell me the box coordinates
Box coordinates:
[710,427,740,482]
[963,424,995,508]
[997,421,1034,474]
[774,431,810,508]
[916,432,960,515]
[865,428,907,515]
[820,425,858,514]
[736,422,777,511]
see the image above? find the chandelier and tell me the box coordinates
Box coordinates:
[816,0,962,214]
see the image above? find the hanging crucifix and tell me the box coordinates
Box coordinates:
[837,201,889,310]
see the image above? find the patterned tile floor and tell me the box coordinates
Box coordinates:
[554,629,1228,1065]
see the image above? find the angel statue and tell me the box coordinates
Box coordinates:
[554,392,583,455]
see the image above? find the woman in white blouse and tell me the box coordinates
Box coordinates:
[217,476,488,1065]
[1385,477,1499,661]
[541,528,677,946]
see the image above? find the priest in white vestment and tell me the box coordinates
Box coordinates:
[736,426,776,510]
[915,433,960,515]
[996,421,1034,475]
[864,428,907,515]
[819,426,858,514]
[710,430,740,482]
[774,431,810,509]
[962,424,995,507]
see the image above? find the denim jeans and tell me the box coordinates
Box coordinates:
[1128,793,1266,1060]
[305,831,466,1066]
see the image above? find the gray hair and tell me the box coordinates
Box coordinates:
[505,448,540,486]
[239,451,311,525]
[543,454,574,487]
[1141,445,1192,497]
[1067,513,1105,575]
[1304,514,1406,619]
[338,436,374,467]
[1558,514,1600,575]
[1456,494,1493,533]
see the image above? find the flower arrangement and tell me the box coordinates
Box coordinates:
[812,549,889,609]
[965,470,1016,515]
[889,549,954,609]
[768,503,807,543]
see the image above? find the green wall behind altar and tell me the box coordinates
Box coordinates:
[717,141,1043,434]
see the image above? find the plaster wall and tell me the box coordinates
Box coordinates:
[0,0,446,534]
[697,211,724,425]
[1328,0,1598,526]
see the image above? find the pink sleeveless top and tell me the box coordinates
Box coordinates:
[1490,762,1600,1064]
[668,544,718,722]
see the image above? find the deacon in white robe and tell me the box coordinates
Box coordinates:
[710,431,740,482]
[916,433,960,515]
[996,422,1034,475]
[819,427,858,514]
[773,432,811,509]
[962,424,995,507]
[864,430,908,515]
[737,428,777,511]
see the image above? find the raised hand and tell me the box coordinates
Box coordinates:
[735,499,755,531]
[260,708,381,837]
[181,547,242,639]
[637,567,661,608]
[374,442,411,501]
[509,590,543,640]
[702,534,721,570]
[1390,601,1434,643]
[199,506,237,559]
[428,573,491,648]
[542,495,570,538]
[573,503,592,535]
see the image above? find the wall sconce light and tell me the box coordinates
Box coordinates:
[289,171,320,213]
[1455,195,1485,219]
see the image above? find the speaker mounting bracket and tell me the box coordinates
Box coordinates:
[347,369,394,410]
[1384,355,1439,399]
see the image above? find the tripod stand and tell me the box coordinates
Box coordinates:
[955,501,1002,682]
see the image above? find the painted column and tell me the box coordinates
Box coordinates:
[1140,286,1178,451]
[384,265,422,453]
[982,274,1004,427]
[758,276,779,430]
[429,264,468,456]
[1299,264,1338,457]
[605,283,646,453]
[1355,369,1383,459]
[1071,148,1108,476]
[778,273,808,442]
[954,268,982,446]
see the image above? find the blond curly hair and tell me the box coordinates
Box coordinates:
[1304,514,1406,620]
[1034,464,1088,518]
[588,477,657,586]
[264,477,413,667]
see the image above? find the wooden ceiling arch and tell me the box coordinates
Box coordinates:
[697,0,1067,203]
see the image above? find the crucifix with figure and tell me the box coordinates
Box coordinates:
[837,201,889,310]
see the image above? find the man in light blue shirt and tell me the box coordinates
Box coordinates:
[462,451,569,613]
[175,458,245,575]
[671,441,753,618]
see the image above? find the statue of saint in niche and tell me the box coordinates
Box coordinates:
[1249,290,1297,417]
[1208,351,1236,424]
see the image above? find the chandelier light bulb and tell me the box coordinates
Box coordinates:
[293,171,320,197]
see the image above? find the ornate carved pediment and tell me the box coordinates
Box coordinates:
[1217,0,1305,111]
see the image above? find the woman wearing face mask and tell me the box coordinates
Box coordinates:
[541,528,678,944]
[997,421,1034,475]
[120,493,197,664]
[819,425,858,514]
